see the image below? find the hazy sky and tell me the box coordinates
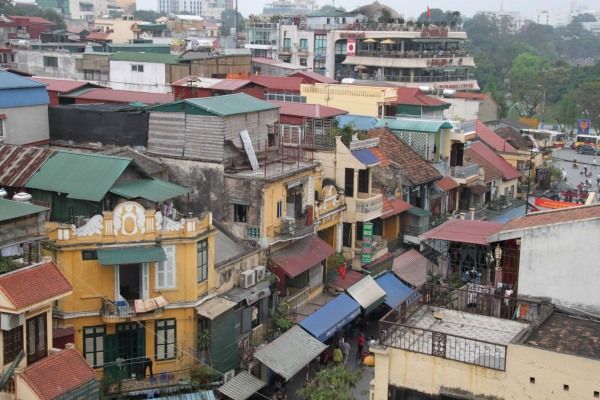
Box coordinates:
[238,0,599,19]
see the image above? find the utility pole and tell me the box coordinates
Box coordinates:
[235,0,238,47]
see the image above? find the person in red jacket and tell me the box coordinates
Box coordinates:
[356,333,366,361]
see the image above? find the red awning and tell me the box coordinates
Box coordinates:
[329,269,364,291]
[419,219,503,245]
[272,236,334,278]
[381,197,412,219]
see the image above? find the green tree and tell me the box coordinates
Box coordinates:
[509,52,547,116]
[133,9,165,22]
[297,365,362,400]
[220,8,245,36]
[577,81,600,133]
[555,95,579,132]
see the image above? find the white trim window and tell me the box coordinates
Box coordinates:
[156,245,176,289]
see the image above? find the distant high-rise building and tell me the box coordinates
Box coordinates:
[201,0,235,20]
[262,0,318,16]
[536,8,570,27]
[477,10,525,34]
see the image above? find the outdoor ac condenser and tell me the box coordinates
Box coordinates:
[254,266,266,282]
[240,270,256,289]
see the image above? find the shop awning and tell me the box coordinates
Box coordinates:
[217,371,266,400]
[346,275,386,314]
[223,280,271,305]
[271,236,334,278]
[299,293,360,342]
[97,246,166,265]
[419,219,503,245]
[134,296,168,313]
[254,325,327,381]
[195,297,237,320]
[110,179,191,203]
[375,273,418,309]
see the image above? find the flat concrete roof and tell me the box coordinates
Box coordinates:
[226,161,318,181]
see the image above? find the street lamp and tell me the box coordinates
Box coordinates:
[494,243,503,286]
[524,149,536,215]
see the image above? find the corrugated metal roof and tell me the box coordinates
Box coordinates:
[223,280,271,305]
[30,76,94,93]
[182,93,278,116]
[217,371,266,400]
[0,198,48,222]
[109,179,190,202]
[351,148,380,166]
[248,75,304,91]
[346,275,386,312]
[269,101,347,119]
[67,88,174,104]
[381,197,412,219]
[466,142,522,181]
[171,76,223,88]
[474,120,517,153]
[392,249,430,288]
[420,219,503,245]
[195,297,237,320]
[254,326,327,380]
[0,145,55,187]
[289,70,338,84]
[375,117,453,133]
[375,273,417,309]
[0,71,45,90]
[329,269,364,291]
[271,236,334,278]
[299,293,361,342]
[154,391,216,400]
[26,151,132,202]
[209,79,252,91]
[111,51,182,64]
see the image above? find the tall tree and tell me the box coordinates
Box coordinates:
[509,52,547,116]
[577,81,600,133]
[556,95,580,132]
[220,9,245,36]
[297,365,362,400]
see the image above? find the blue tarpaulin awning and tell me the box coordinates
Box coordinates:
[375,273,418,309]
[351,149,380,166]
[299,293,360,342]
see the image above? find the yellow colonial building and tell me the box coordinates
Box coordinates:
[48,201,216,393]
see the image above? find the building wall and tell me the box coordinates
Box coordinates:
[94,19,139,43]
[109,60,169,93]
[515,218,600,313]
[505,344,600,400]
[1,104,49,145]
[301,83,395,117]
[443,98,480,122]
[16,50,83,80]
[498,178,518,200]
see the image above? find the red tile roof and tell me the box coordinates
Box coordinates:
[368,128,442,185]
[85,31,111,40]
[71,88,174,104]
[0,145,55,187]
[272,235,334,278]
[248,75,304,92]
[289,70,338,84]
[465,141,522,181]
[494,204,600,236]
[19,349,96,400]
[390,87,449,108]
[30,76,93,93]
[369,148,390,167]
[0,261,71,311]
[392,249,431,288]
[381,197,412,218]
[435,176,459,192]
[10,16,53,25]
[420,219,504,245]
[474,120,517,153]
[269,101,347,119]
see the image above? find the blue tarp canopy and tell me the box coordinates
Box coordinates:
[351,149,380,166]
[375,273,418,309]
[299,293,361,342]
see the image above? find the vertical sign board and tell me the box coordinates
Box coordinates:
[577,119,591,135]
[361,222,374,264]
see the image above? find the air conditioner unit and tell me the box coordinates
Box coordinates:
[223,369,235,383]
[254,266,266,282]
[240,270,256,289]
[0,313,24,331]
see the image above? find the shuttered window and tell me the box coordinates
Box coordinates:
[83,326,105,368]
[155,319,176,360]
[156,245,176,289]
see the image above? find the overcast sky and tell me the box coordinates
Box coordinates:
[238,0,599,19]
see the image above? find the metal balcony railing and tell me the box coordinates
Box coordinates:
[100,299,165,320]
[355,193,383,214]
[450,164,480,178]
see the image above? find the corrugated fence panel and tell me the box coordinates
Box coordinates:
[148,112,186,157]
[183,115,225,161]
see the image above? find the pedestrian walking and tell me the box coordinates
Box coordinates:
[356,333,366,361]
[340,338,351,364]
[333,347,343,365]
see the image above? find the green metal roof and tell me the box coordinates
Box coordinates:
[149,93,279,117]
[375,118,453,133]
[97,246,166,265]
[25,151,132,202]
[110,51,183,64]
[406,206,429,217]
[0,199,48,222]
[110,179,190,203]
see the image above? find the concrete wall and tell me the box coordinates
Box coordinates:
[1,104,49,145]
[16,50,83,80]
[516,218,600,313]
[301,83,396,117]
[443,98,480,121]
[109,60,170,93]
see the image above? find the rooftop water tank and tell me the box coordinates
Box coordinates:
[12,192,32,203]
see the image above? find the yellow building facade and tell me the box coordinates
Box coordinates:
[48,201,216,388]
[301,83,397,118]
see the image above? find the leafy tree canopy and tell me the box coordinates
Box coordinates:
[220,8,245,36]
[297,365,362,400]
